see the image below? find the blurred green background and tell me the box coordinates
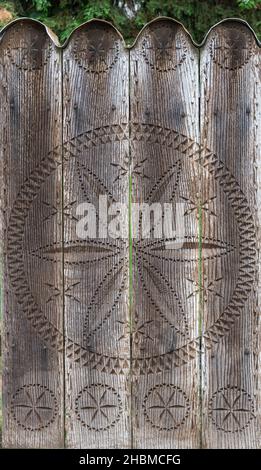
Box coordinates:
[0,0,260,43]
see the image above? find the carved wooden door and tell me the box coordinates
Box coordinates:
[1,18,260,448]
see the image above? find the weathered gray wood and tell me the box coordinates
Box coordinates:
[130,18,201,448]
[200,20,260,448]
[0,17,260,449]
[0,19,64,448]
[62,20,131,448]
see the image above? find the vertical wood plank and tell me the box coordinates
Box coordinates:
[62,20,131,448]
[200,20,260,448]
[0,20,64,448]
[130,18,201,448]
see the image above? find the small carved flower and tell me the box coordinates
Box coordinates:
[75,384,123,431]
[11,384,58,431]
[209,26,253,70]
[6,27,51,71]
[209,386,255,432]
[143,384,190,431]
[142,25,187,72]
[73,27,120,74]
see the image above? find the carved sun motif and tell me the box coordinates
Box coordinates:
[141,24,188,72]
[209,25,253,70]
[11,384,58,431]
[209,386,255,433]
[73,26,120,74]
[6,26,52,71]
[75,384,123,431]
[7,123,256,375]
[143,384,190,431]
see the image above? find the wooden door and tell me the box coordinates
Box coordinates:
[1,18,260,448]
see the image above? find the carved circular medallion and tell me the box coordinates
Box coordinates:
[75,384,123,431]
[7,123,256,375]
[209,386,255,433]
[11,384,58,431]
[143,384,190,431]
[141,23,188,72]
[209,25,253,70]
[73,25,120,74]
[6,26,52,71]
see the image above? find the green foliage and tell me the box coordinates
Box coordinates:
[0,1,16,18]
[237,0,260,10]
[32,0,51,14]
[0,0,260,43]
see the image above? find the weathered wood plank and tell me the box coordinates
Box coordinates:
[0,19,64,448]
[62,20,131,448]
[200,20,260,448]
[130,18,201,448]
[1,17,260,450]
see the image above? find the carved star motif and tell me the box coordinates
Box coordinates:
[75,384,122,431]
[11,385,57,431]
[11,39,40,66]
[181,194,217,219]
[186,274,223,302]
[152,33,182,62]
[80,389,117,423]
[144,384,190,431]
[155,40,173,61]
[210,386,255,432]
[88,39,106,61]
[117,312,154,349]
[45,281,80,304]
[110,155,149,183]
[42,200,77,223]
[213,393,250,427]
[14,390,52,425]
[148,390,185,424]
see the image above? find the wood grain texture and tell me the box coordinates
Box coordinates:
[0,19,64,448]
[0,17,260,449]
[130,18,201,448]
[62,20,131,448]
[200,20,261,448]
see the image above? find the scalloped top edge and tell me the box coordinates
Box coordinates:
[0,16,260,49]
